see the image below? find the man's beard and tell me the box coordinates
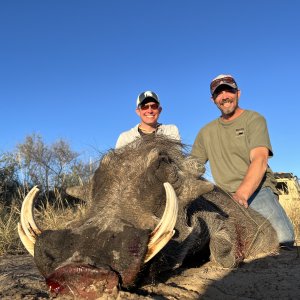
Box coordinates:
[220,99,238,117]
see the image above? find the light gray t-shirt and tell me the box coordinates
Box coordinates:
[116,124,181,148]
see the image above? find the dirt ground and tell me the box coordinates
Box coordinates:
[1,248,300,300]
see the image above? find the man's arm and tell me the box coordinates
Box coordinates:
[232,146,269,208]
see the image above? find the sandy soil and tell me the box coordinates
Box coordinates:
[1,248,300,299]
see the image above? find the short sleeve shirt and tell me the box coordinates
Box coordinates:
[192,110,277,194]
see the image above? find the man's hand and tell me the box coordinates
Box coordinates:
[232,146,269,209]
[232,191,249,208]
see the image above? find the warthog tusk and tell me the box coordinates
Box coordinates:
[144,182,178,262]
[18,186,42,256]
[17,223,35,256]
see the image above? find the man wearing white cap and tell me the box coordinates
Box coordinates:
[192,74,295,248]
[116,90,181,148]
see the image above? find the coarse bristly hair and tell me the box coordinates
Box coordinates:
[30,134,280,298]
[113,135,190,164]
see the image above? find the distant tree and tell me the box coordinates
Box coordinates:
[0,152,20,204]
[16,134,52,194]
[16,134,93,200]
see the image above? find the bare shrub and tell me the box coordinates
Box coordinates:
[17,134,83,196]
[0,152,20,205]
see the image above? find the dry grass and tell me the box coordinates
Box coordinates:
[0,203,24,255]
[0,196,86,256]
[34,198,86,231]
[279,197,300,243]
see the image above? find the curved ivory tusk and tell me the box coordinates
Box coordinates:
[18,186,42,255]
[144,182,178,262]
[17,222,35,256]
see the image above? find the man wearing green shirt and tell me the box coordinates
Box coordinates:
[192,74,294,247]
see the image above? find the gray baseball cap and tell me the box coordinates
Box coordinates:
[210,74,238,95]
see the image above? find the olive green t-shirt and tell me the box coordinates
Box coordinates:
[192,110,278,194]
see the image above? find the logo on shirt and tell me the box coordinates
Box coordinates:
[236,128,245,137]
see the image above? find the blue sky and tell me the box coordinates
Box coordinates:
[0,0,299,178]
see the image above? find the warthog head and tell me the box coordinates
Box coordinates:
[18,136,278,299]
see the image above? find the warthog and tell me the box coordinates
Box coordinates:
[18,136,278,299]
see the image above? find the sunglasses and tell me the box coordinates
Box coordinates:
[210,76,237,93]
[212,87,238,99]
[140,103,160,111]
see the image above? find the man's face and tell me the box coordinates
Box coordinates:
[212,86,240,117]
[136,100,162,126]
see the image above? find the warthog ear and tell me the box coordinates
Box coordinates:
[146,149,179,187]
[179,178,214,205]
[66,184,91,202]
[181,156,206,177]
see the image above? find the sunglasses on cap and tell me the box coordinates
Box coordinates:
[139,103,160,111]
[210,76,237,93]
